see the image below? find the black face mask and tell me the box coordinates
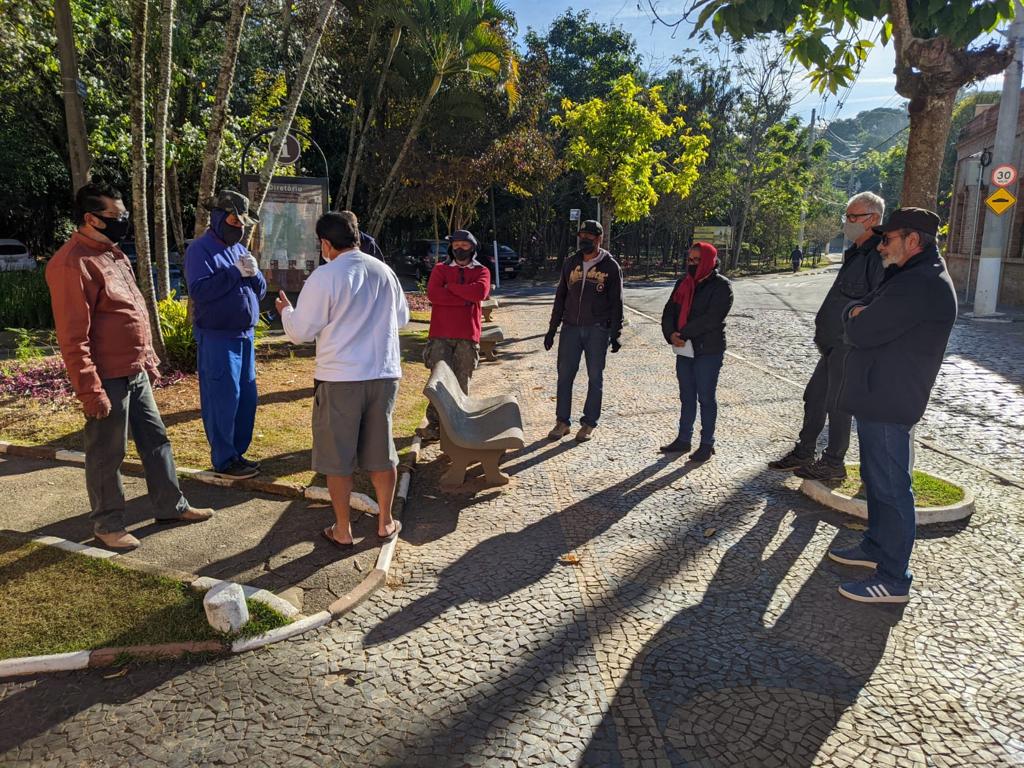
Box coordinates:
[452,249,474,264]
[579,240,597,255]
[94,214,131,245]
[218,222,244,246]
[687,264,698,277]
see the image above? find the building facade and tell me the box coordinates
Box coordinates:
[947,100,1024,307]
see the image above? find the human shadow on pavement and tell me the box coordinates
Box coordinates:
[580,503,903,767]
[363,457,698,647]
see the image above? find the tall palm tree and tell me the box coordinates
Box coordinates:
[366,0,519,236]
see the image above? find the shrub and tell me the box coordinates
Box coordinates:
[0,269,52,329]
[157,292,269,373]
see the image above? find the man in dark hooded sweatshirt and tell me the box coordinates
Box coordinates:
[659,242,734,463]
[545,220,624,443]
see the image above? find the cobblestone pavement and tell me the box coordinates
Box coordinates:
[2,291,1023,767]
[626,271,1024,474]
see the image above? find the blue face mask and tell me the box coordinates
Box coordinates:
[211,209,244,245]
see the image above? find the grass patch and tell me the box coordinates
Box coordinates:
[0,536,290,660]
[0,331,430,497]
[827,466,965,508]
[409,310,431,324]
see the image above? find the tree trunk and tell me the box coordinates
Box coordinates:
[249,0,337,220]
[152,0,176,300]
[53,0,92,191]
[194,0,248,236]
[336,21,379,209]
[600,199,612,253]
[168,159,187,259]
[344,25,402,210]
[130,0,166,360]
[367,73,444,237]
[901,91,957,209]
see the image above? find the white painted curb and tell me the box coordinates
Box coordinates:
[190,577,301,618]
[303,486,379,515]
[0,651,90,677]
[230,610,332,653]
[31,535,118,560]
[800,476,975,525]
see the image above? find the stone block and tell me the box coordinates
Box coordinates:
[203,582,249,633]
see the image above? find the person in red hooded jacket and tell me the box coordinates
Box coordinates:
[658,242,734,462]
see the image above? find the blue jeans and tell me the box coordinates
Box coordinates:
[856,419,915,587]
[197,332,258,471]
[556,324,609,427]
[675,352,724,446]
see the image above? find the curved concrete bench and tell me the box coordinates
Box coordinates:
[424,361,524,488]
[480,324,504,361]
[481,298,499,322]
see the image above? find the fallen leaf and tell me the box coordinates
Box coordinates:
[307,502,330,509]
[843,522,867,531]
[703,527,717,538]
[104,667,128,679]
[559,553,582,566]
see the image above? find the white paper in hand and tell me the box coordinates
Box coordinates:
[673,340,695,358]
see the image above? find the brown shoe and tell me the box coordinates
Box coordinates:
[94,530,141,550]
[157,507,214,525]
[575,424,594,443]
[548,421,571,440]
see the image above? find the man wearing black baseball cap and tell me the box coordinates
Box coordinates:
[827,207,956,605]
[545,219,624,442]
[185,189,267,479]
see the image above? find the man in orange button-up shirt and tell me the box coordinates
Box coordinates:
[45,182,213,550]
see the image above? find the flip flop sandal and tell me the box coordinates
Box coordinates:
[321,525,354,549]
[376,520,399,544]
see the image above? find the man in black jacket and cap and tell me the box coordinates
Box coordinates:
[769,192,886,480]
[826,207,956,604]
[544,220,624,443]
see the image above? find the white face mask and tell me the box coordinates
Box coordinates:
[844,221,867,242]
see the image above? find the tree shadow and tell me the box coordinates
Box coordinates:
[363,457,698,647]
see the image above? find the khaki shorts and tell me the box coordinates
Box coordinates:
[311,379,399,476]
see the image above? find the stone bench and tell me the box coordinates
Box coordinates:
[424,361,524,488]
[480,324,504,361]
[481,298,499,322]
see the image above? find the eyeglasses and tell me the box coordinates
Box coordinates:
[879,232,906,246]
[842,212,873,223]
[97,210,130,222]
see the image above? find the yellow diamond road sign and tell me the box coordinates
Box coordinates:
[986,188,1016,215]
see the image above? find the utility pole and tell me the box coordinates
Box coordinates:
[973,0,1024,316]
[797,108,816,252]
[54,0,92,192]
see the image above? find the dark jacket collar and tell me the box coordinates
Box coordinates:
[845,234,881,260]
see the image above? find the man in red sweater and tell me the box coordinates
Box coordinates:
[418,229,491,441]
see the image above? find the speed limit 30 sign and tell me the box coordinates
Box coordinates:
[991,164,1017,188]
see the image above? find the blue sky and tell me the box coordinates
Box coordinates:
[509,0,1006,126]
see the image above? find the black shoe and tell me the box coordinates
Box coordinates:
[213,460,259,480]
[238,456,261,470]
[768,448,814,471]
[659,438,692,454]
[794,457,847,481]
[689,444,715,463]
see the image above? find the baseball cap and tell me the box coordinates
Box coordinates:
[205,189,259,225]
[872,207,939,237]
[579,220,603,237]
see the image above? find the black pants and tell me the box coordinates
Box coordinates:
[796,347,851,463]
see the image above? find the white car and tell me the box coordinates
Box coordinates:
[0,239,34,271]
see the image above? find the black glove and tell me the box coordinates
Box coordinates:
[543,329,556,351]
[610,338,621,353]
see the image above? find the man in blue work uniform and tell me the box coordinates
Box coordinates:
[185,190,267,479]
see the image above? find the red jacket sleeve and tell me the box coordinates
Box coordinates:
[446,267,490,302]
[426,265,465,306]
[45,259,106,406]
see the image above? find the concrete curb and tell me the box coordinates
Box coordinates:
[799,475,976,525]
[0,428,422,676]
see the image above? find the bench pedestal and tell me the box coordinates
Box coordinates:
[439,428,510,488]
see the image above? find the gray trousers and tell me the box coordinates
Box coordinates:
[84,373,189,533]
[423,338,479,429]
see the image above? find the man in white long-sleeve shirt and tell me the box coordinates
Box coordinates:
[276,211,409,547]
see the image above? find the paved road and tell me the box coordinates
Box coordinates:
[3,290,1023,767]
[625,269,1024,475]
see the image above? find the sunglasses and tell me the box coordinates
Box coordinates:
[879,233,907,246]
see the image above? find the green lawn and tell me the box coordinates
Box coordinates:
[827,466,965,508]
[0,535,290,660]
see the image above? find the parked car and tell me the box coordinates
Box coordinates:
[119,241,187,297]
[0,239,35,271]
[394,239,448,280]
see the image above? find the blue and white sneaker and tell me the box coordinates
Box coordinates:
[828,543,878,569]
[838,574,910,604]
